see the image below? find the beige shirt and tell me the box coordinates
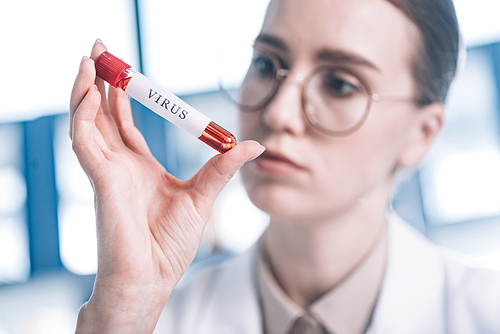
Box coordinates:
[256,232,387,334]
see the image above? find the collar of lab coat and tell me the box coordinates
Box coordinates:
[171,213,448,334]
[367,213,446,334]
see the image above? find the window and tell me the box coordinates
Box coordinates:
[421,46,500,225]
[394,43,500,271]
[0,124,29,284]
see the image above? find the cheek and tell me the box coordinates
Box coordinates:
[311,142,390,208]
[350,106,416,179]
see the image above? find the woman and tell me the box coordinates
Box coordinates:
[71,0,500,333]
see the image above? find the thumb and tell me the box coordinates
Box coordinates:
[189,140,265,210]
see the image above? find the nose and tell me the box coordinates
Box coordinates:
[260,71,308,135]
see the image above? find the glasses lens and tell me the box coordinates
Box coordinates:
[304,69,371,133]
[220,46,279,110]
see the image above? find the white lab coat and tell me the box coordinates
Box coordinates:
[155,214,500,334]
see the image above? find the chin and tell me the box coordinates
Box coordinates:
[243,176,322,223]
[242,175,363,225]
[243,176,296,218]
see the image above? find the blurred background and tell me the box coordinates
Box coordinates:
[1,0,500,332]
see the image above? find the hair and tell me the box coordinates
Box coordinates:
[387,0,460,107]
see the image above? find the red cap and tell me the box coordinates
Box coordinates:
[95,51,131,87]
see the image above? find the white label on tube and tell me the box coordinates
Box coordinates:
[125,73,212,138]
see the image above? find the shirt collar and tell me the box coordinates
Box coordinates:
[256,230,387,334]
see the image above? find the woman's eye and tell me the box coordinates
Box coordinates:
[252,54,276,79]
[322,71,359,97]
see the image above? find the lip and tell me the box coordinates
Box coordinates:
[254,149,305,176]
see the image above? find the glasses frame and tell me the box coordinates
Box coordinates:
[219,44,417,136]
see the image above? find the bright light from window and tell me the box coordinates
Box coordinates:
[0,0,138,123]
[0,166,29,281]
[214,174,269,253]
[0,218,30,283]
[2,0,499,122]
[433,148,500,223]
[59,203,97,275]
[141,0,270,95]
[420,46,500,225]
[0,167,26,215]
[54,117,97,275]
[454,0,500,46]
[0,124,29,284]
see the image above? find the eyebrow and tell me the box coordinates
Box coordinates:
[254,33,289,51]
[316,49,381,73]
[254,33,381,73]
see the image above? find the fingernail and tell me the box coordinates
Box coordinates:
[91,84,98,90]
[247,145,266,162]
[80,55,88,67]
[95,38,103,45]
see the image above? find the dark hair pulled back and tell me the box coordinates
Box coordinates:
[388,0,460,106]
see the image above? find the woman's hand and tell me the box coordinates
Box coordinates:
[71,40,264,333]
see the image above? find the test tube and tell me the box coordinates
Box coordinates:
[94,51,237,153]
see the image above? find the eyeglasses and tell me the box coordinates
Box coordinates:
[219,45,416,136]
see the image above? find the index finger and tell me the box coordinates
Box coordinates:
[69,40,109,139]
[90,39,107,62]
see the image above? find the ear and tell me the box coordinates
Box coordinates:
[398,103,443,167]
